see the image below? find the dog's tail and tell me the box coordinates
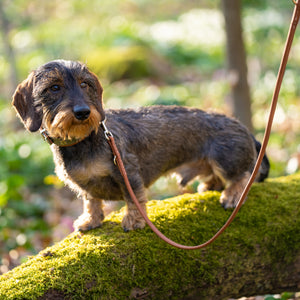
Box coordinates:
[252,136,270,182]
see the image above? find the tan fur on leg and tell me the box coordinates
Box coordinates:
[74,196,104,232]
[122,201,147,232]
[220,172,251,209]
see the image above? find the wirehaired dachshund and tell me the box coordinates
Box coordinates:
[12,60,270,231]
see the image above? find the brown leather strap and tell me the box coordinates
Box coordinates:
[104,2,300,249]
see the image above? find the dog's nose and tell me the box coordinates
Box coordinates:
[73,105,91,121]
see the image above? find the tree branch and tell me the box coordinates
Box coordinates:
[0,174,300,299]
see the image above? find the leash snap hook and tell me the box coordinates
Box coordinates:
[101,119,114,141]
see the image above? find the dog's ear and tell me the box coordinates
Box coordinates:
[12,72,42,132]
[89,71,106,121]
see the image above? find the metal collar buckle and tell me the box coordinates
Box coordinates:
[40,128,54,145]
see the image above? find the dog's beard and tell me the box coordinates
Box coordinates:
[44,107,101,140]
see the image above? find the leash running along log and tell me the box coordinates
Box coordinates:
[102,1,300,250]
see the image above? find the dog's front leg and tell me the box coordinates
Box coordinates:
[122,200,147,232]
[219,171,251,209]
[121,180,147,232]
[73,194,104,232]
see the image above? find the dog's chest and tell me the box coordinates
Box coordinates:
[52,146,113,187]
[66,156,113,188]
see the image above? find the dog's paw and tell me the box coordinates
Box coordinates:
[220,190,244,210]
[220,183,248,209]
[219,173,249,209]
[122,211,146,232]
[73,213,102,232]
[219,194,236,210]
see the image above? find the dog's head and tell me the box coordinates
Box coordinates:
[12,60,105,141]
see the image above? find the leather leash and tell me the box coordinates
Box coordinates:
[102,2,300,250]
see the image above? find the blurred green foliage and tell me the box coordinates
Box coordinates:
[264,292,296,300]
[1,0,300,282]
[0,128,53,259]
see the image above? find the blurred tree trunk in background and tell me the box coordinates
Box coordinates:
[221,0,253,132]
[0,2,18,94]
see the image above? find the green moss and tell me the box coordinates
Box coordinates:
[0,174,300,299]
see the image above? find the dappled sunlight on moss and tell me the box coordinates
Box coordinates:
[0,174,299,299]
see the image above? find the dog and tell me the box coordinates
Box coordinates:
[12,60,270,232]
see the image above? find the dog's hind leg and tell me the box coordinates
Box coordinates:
[73,194,104,232]
[219,171,251,209]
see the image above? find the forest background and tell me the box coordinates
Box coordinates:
[0,0,300,276]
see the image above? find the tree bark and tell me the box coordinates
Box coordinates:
[0,174,299,299]
[221,0,253,132]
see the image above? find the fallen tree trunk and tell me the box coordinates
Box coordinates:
[0,174,300,300]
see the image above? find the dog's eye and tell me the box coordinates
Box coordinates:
[80,82,87,89]
[50,85,61,92]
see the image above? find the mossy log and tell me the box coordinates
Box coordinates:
[0,174,300,300]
